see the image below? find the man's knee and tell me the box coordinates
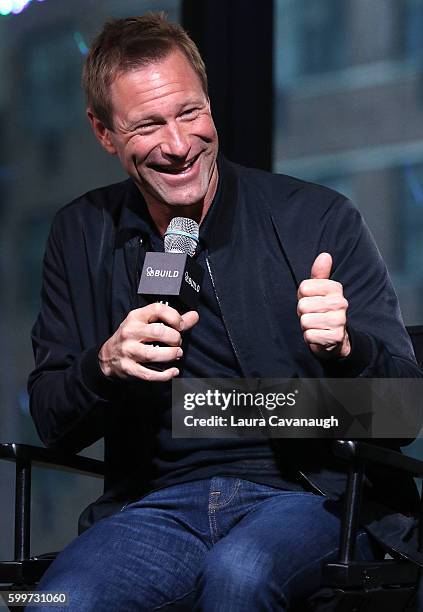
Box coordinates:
[196,540,287,608]
[31,562,112,611]
[25,571,99,612]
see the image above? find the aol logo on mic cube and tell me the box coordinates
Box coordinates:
[138,252,204,312]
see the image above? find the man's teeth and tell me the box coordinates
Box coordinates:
[158,158,196,174]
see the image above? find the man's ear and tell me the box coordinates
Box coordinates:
[87,109,117,155]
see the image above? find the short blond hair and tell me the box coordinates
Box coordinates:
[82,13,208,129]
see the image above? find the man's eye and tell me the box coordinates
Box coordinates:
[138,123,159,132]
[182,108,199,118]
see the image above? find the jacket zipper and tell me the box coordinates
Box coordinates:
[297,470,326,496]
[206,255,244,374]
[136,236,148,308]
[207,255,275,429]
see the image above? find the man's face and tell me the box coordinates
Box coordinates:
[90,49,218,210]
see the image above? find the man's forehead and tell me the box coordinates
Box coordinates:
[109,55,206,121]
[112,50,201,93]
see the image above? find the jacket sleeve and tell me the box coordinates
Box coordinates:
[28,214,121,453]
[318,196,422,379]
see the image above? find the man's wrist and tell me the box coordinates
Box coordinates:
[98,342,113,378]
[339,331,351,358]
[323,327,374,377]
[80,345,121,398]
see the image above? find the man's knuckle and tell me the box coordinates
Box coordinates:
[300,314,309,329]
[120,326,130,341]
[121,359,133,377]
[154,302,165,316]
[150,322,163,338]
[141,368,155,382]
[141,344,153,361]
[303,329,314,343]
[297,297,307,313]
[332,309,346,324]
[168,331,181,347]
[334,330,344,343]
[126,310,137,323]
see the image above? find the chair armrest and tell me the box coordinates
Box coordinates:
[0,443,104,478]
[333,440,423,477]
[331,439,423,565]
[1,443,104,562]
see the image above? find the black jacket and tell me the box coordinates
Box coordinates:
[29,156,423,564]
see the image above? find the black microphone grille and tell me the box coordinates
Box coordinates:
[164,217,199,256]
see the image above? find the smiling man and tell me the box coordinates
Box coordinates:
[27,13,423,612]
[88,48,219,233]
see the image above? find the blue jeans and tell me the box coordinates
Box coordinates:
[28,477,380,611]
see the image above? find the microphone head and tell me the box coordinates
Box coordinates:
[164,217,199,256]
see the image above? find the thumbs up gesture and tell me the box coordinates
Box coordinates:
[297,253,351,359]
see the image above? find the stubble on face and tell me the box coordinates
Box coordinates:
[108,50,219,233]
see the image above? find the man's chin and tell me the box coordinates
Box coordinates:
[163,198,204,208]
[148,188,208,209]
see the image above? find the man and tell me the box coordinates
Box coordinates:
[28,14,422,612]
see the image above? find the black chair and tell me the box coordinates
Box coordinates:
[0,445,104,588]
[1,326,423,611]
[300,325,423,611]
[302,438,423,611]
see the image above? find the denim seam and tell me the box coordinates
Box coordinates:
[279,545,339,592]
[208,479,242,509]
[152,587,197,611]
[209,508,219,544]
[208,486,219,544]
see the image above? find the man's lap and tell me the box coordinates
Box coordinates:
[28,477,379,611]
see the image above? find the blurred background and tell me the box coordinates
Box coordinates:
[1,0,423,562]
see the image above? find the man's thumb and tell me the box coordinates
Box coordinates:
[310,252,332,279]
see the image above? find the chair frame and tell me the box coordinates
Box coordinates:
[0,443,103,586]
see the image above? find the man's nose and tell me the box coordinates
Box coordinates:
[161,122,190,159]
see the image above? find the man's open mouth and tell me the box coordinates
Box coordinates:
[150,154,200,175]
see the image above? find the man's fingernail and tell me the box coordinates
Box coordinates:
[176,348,183,359]
[180,320,185,332]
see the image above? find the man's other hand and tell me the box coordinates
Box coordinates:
[297,252,351,360]
[98,303,199,381]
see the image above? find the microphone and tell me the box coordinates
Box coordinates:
[137,217,204,314]
[164,216,199,256]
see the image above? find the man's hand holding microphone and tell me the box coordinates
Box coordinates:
[98,303,198,381]
[98,217,202,381]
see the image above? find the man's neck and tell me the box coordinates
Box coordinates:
[141,165,219,237]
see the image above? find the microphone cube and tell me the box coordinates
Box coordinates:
[138,252,204,312]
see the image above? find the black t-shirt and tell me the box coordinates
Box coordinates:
[134,178,305,492]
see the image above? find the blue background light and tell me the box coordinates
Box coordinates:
[0,0,44,17]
